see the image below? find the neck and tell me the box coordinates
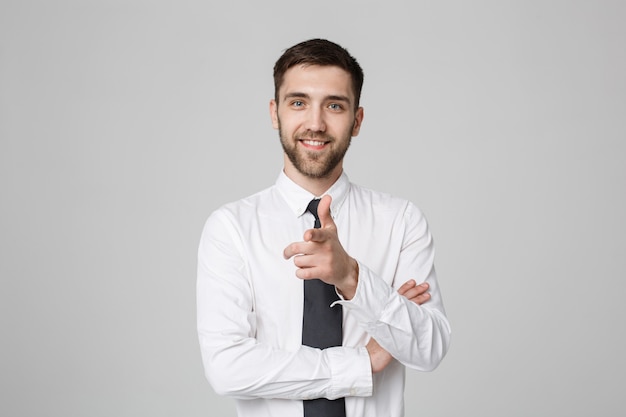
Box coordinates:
[283,159,343,196]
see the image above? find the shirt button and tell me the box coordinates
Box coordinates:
[349,389,357,396]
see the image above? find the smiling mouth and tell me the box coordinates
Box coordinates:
[300,139,328,147]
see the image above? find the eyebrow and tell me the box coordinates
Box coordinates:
[283,92,352,104]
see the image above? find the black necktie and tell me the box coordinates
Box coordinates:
[302,198,346,417]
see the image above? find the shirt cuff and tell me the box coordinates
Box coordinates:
[324,346,372,399]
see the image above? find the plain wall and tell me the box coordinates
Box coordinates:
[1,0,625,416]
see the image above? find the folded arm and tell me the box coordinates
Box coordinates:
[338,204,452,372]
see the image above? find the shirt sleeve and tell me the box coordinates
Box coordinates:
[336,203,452,371]
[197,209,372,400]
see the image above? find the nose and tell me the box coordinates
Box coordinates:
[304,107,326,132]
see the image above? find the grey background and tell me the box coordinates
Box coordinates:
[1,0,625,416]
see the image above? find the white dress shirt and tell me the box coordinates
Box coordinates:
[197,171,451,417]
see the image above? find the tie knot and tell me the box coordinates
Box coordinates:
[306,198,321,229]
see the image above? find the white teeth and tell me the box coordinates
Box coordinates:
[303,140,325,146]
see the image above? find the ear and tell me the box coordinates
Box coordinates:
[352,106,364,136]
[269,99,279,129]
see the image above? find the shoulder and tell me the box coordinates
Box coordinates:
[347,182,430,241]
[202,185,275,233]
[213,185,274,217]
[349,182,423,215]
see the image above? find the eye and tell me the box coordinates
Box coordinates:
[291,100,304,108]
[328,103,343,111]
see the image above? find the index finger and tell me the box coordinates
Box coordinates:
[317,195,335,229]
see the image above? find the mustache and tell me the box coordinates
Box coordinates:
[296,131,333,141]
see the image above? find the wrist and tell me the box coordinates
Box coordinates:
[337,258,359,300]
[366,338,393,373]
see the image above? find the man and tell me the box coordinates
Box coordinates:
[197,38,451,417]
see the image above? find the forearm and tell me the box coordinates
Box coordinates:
[198,331,372,400]
[197,267,372,400]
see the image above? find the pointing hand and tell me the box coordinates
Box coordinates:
[283,195,359,299]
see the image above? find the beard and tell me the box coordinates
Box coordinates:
[278,123,352,179]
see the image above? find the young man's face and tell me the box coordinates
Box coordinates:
[270,64,364,181]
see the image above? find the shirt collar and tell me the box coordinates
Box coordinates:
[275,170,350,219]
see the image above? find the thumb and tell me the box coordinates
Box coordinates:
[317,194,335,229]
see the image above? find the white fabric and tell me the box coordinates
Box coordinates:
[197,171,451,417]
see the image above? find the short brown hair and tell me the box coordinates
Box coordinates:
[273,39,364,109]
